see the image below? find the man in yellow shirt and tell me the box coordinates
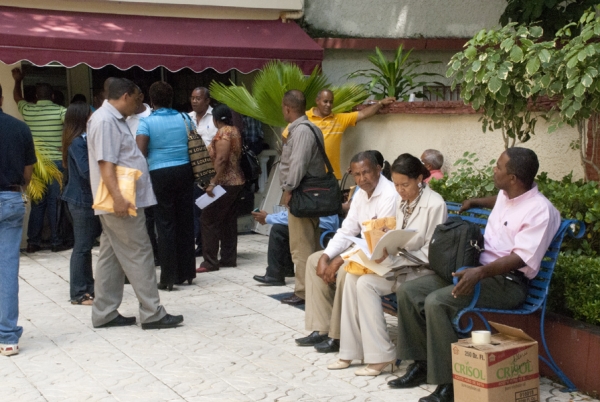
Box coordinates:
[284,89,395,179]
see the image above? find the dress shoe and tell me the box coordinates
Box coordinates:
[295,331,329,346]
[253,275,285,286]
[355,361,396,376]
[51,244,72,252]
[387,360,428,388]
[418,384,454,402]
[281,294,305,306]
[194,246,203,257]
[26,244,41,253]
[141,313,184,330]
[94,314,136,328]
[196,264,219,273]
[327,359,351,370]
[218,260,236,267]
[157,282,174,291]
[314,338,340,353]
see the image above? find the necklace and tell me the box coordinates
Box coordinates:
[400,185,424,229]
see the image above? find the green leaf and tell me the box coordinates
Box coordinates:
[582,73,594,88]
[472,60,482,72]
[578,50,588,62]
[464,46,477,59]
[526,57,540,75]
[567,55,579,69]
[574,83,586,98]
[586,66,599,78]
[540,75,551,88]
[500,37,514,51]
[452,60,461,71]
[539,49,552,64]
[530,26,543,38]
[488,76,502,94]
[510,45,524,62]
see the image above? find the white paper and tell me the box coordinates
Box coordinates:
[341,229,417,260]
[195,185,226,209]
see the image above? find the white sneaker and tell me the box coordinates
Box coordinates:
[0,344,19,356]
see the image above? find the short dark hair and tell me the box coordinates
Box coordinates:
[192,87,210,99]
[422,149,444,170]
[149,81,173,109]
[212,104,233,126]
[316,89,333,100]
[391,153,431,180]
[283,90,306,113]
[350,151,379,170]
[36,83,53,100]
[505,147,539,188]
[367,150,392,180]
[107,78,139,100]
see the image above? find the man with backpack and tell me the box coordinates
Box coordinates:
[388,148,560,402]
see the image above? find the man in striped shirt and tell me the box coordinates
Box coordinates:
[12,68,68,252]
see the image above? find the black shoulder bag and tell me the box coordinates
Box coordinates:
[289,124,342,218]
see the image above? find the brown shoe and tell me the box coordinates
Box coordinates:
[281,295,305,306]
[196,263,219,273]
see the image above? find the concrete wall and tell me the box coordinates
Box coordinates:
[339,113,583,181]
[0,62,23,120]
[304,0,506,38]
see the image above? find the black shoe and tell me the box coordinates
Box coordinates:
[388,360,428,388]
[141,313,184,330]
[295,331,329,346]
[281,295,305,306]
[418,384,454,402]
[194,247,203,257]
[314,338,340,353]
[26,244,41,253]
[157,282,174,291]
[51,244,72,252]
[94,314,136,328]
[253,275,285,286]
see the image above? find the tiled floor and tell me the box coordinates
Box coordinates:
[1,234,597,401]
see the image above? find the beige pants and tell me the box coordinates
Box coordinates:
[304,250,347,339]
[288,212,320,299]
[339,273,396,363]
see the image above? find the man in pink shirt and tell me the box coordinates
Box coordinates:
[388,147,560,402]
[421,149,444,183]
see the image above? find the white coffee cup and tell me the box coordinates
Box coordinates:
[471,330,491,345]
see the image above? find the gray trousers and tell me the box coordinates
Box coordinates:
[92,209,166,327]
[396,273,527,384]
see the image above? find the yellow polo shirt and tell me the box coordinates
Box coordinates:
[282,108,359,179]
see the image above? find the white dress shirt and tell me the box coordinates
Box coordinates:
[189,106,217,146]
[126,103,151,137]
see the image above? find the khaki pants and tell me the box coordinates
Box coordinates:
[288,212,320,299]
[304,250,347,339]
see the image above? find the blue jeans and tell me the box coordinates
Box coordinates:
[27,160,63,247]
[68,203,101,300]
[0,192,26,344]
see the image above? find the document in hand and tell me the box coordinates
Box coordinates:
[195,185,226,209]
[92,166,142,216]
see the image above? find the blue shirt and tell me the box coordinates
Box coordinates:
[136,108,190,171]
[266,211,339,232]
[62,134,93,207]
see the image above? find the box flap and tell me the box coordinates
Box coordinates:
[489,321,535,341]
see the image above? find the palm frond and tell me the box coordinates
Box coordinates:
[28,143,63,203]
[331,84,369,113]
[209,81,259,117]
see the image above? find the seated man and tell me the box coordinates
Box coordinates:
[389,147,560,402]
[420,149,444,183]
[296,151,399,352]
[252,210,339,286]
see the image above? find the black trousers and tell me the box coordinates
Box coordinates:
[201,184,244,269]
[149,164,196,284]
[266,223,295,281]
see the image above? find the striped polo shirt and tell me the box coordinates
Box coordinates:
[18,100,66,161]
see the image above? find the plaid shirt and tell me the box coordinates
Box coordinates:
[241,115,263,144]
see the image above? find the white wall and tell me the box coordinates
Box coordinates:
[339,113,583,181]
[0,62,23,120]
[304,0,506,38]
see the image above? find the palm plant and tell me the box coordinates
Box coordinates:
[28,143,63,203]
[348,45,444,101]
[210,61,368,128]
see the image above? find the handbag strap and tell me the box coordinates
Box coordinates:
[180,112,193,136]
[300,123,335,175]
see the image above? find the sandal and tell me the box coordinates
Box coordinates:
[71,293,94,306]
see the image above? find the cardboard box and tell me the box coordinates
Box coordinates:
[452,322,539,402]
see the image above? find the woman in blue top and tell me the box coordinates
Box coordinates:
[136,81,196,290]
[61,101,101,305]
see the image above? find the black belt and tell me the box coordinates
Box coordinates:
[0,185,21,192]
[505,270,528,285]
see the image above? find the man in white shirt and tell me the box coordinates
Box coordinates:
[296,151,399,353]
[126,95,151,136]
[188,87,218,257]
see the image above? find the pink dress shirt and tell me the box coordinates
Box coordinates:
[424,169,444,183]
[479,185,560,279]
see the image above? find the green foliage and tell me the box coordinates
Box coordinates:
[348,45,443,101]
[28,143,62,203]
[500,0,600,39]
[429,152,497,201]
[209,61,368,128]
[446,24,555,146]
[549,253,600,325]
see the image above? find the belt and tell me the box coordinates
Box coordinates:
[0,185,21,192]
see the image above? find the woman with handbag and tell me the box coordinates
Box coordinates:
[328,153,447,376]
[61,101,101,305]
[136,81,196,290]
[197,104,245,273]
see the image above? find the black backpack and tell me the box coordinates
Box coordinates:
[428,216,484,283]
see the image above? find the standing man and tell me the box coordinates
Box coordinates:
[0,83,37,356]
[279,90,327,305]
[12,68,68,252]
[283,89,395,178]
[87,78,183,330]
[189,87,217,258]
[389,148,560,402]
